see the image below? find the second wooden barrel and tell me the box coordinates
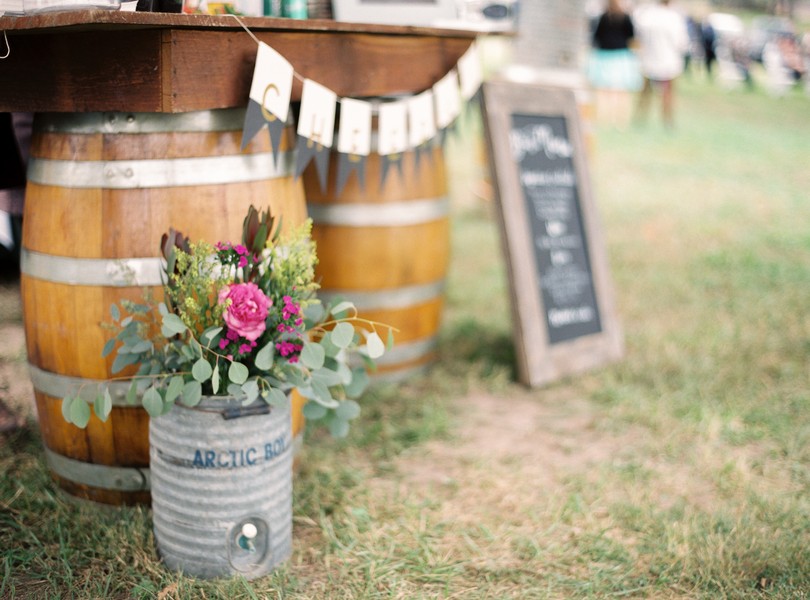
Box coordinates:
[303,145,450,381]
[21,109,307,505]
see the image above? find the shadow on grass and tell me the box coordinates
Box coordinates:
[438,317,517,380]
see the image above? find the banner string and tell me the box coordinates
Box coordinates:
[0,31,10,60]
[227,13,308,89]
[225,12,469,113]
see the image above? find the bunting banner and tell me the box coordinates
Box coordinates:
[241,39,484,193]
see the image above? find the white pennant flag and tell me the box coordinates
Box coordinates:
[457,40,484,101]
[407,90,436,149]
[377,100,409,156]
[336,97,373,194]
[294,79,337,192]
[337,98,373,156]
[433,69,461,130]
[297,79,337,148]
[249,42,294,122]
[241,42,295,153]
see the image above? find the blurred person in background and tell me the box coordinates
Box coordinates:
[633,0,689,128]
[701,18,717,78]
[0,112,31,272]
[588,0,642,128]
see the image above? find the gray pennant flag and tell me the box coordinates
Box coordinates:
[380,153,405,190]
[336,153,366,196]
[240,100,266,151]
[294,135,331,192]
[413,142,434,173]
[241,100,287,165]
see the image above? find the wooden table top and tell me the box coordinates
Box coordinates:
[0,11,478,112]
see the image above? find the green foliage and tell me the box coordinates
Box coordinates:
[60,207,395,438]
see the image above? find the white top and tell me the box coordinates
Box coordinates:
[634,3,690,81]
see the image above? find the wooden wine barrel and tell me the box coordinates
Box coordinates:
[303,144,450,381]
[20,109,307,505]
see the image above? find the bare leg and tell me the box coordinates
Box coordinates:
[634,77,653,124]
[660,79,674,128]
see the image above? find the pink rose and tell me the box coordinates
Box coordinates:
[218,282,271,342]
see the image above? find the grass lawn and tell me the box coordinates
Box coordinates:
[1,69,809,598]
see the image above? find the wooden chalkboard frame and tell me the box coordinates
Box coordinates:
[481,78,623,387]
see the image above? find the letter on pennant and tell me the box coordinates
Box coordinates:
[336,98,372,195]
[408,90,436,170]
[377,100,409,189]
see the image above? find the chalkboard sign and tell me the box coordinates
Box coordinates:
[481,79,623,387]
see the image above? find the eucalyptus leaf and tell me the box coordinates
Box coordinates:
[192,358,213,383]
[331,322,355,349]
[69,398,91,428]
[302,401,328,420]
[162,313,188,335]
[255,342,275,370]
[301,342,325,370]
[161,397,176,416]
[95,389,113,423]
[101,338,117,358]
[312,366,344,387]
[311,379,339,408]
[344,367,370,399]
[165,375,184,405]
[158,302,169,317]
[181,380,202,407]
[284,368,308,389]
[212,364,221,394]
[241,380,260,404]
[111,351,140,375]
[129,339,153,354]
[126,380,139,405]
[227,383,243,396]
[228,361,249,385]
[200,326,223,347]
[336,361,353,386]
[181,344,197,361]
[142,386,164,418]
[61,396,74,424]
[335,399,361,421]
[365,331,386,359]
[329,301,354,317]
[319,333,342,358]
[120,316,133,328]
[265,387,288,408]
[303,302,325,324]
[110,303,121,322]
[328,417,350,438]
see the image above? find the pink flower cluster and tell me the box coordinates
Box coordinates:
[216,242,259,270]
[275,296,304,363]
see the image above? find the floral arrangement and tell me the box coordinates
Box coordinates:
[60,206,393,437]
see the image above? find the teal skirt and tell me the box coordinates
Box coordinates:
[588,48,643,91]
